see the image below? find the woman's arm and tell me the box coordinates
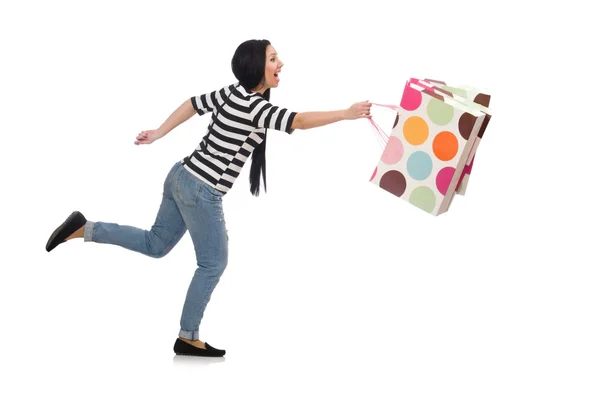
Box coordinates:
[135,99,196,145]
[155,98,196,139]
[291,101,372,130]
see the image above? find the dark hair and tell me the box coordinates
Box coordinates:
[231,39,272,196]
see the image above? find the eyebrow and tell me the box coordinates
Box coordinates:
[269,53,277,57]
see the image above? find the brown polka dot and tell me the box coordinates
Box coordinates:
[393,114,399,129]
[458,113,477,140]
[380,170,407,197]
[474,93,491,107]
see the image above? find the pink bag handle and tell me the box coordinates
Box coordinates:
[370,102,401,111]
[368,117,388,149]
[367,102,402,149]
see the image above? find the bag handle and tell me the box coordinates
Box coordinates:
[367,102,402,150]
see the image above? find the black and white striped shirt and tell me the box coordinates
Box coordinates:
[180,83,297,194]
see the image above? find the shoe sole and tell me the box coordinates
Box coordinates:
[174,352,225,357]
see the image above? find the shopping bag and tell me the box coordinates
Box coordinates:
[369,81,487,216]
[407,78,492,195]
[423,78,491,107]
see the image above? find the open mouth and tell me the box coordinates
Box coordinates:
[274,72,280,81]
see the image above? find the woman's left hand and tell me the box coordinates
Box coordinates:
[135,129,161,145]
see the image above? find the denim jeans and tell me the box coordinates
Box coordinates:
[83,161,228,340]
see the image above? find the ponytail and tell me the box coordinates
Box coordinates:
[249,88,270,196]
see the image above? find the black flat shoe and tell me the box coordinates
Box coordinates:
[173,338,226,357]
[46,211,87,252]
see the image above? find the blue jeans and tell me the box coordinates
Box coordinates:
[83,161,228,340]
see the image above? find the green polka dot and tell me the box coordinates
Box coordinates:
[426,97,454,126]
[409,186,436,213]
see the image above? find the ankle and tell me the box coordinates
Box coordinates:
[179,338,206,349]
[66,225,85,240]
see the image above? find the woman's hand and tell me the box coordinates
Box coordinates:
[134,129,161,145]
[344,101,372,120]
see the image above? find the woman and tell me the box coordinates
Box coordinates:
[45,39,372,357]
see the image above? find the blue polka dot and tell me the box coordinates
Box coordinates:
[407,151,433,181]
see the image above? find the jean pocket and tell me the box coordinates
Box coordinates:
[203,184,224,201]
[176,169,202,207]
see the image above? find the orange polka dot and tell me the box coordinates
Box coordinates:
[403,116,429,146]
[433,131,459,161]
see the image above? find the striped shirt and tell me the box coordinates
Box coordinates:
[180,83,297,194]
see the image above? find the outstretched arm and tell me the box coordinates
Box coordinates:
[291,101,372,130]
[156,99,196,138]
[135,99,195,145]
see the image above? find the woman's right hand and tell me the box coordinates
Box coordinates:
[345,101,372,120]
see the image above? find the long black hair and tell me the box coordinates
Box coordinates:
[231,39,272,196]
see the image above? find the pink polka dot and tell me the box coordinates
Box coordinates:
[381,136,404,165]
[436,166,456,195]
[370,167,377,181]
[401,84,422,111]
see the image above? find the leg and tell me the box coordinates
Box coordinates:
[172,165,228,342]
[84,162,187,258]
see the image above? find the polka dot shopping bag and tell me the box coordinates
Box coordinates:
[369,79,491,216]
[411,78,492,196]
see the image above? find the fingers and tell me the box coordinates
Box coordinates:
[358,101,372,118]
[364,101,372,117]
[358,101,372,110]
[134,130,150,145]
[346,101,372,120]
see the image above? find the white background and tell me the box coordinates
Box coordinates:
[2,0,599,395]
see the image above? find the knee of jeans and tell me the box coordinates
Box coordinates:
[215,257,228,275]
[219,258,228,274]
[146,239,174,259]
[148,248,170,259]
[146,228,182,258]
[198,257,228,275]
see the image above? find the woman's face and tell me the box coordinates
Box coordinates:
[263,45,284,89]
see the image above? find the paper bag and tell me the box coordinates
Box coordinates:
[370,81,487,215]
[411,78,492,195]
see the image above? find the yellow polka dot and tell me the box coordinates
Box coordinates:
[403,116,429,146]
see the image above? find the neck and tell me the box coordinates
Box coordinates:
[251,83,268,95]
